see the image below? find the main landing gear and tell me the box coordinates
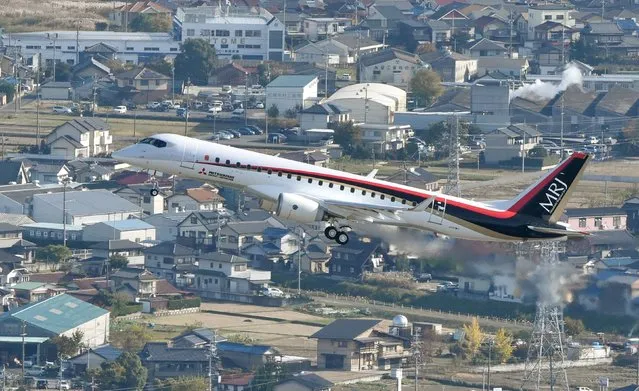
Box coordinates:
[148,170,159,197]
[324,225,350,245]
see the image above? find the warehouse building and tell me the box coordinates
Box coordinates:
[325,83,406,124]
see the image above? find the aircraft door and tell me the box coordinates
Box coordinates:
[180,137,199,169]
[429,198,447,225]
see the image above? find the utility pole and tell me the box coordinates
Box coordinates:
[487,339,493,391]
[208,331,219,391]
[522,128,526,173]
[244,72,248,126]
[171,64,175,103]
[21,320,26,382]
[62,178,69,247]
[185,78,191,136]
[411,331,421,391]
[297,227,304,295]
[36,65,41,150]
[58,352,63,391]
[560,27,566,160]
[92,87,97,118]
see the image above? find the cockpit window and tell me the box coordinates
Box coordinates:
[138,138,167,148]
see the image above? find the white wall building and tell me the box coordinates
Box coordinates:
[32,189,143,226]
[82,219,156,243]
[526,5,575,41]
[359,48,423,88]
[325,83,407,124]
[302,17,352,41]
[1,31,179,66]
[266,75,319,113]
[175,6,285,61]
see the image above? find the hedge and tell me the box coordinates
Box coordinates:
[167,297,201,310]
[112,303,142,317]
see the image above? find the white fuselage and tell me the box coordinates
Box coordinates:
[113,134,514,241]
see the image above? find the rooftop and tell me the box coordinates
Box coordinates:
[564,207,626,217]
[267,75,318,88]
[359,48,421,67]
[100,219,155,231]
[33,189,142,217]
[4,31,175,42]
[141,342,209,362]
[310,318,382,339]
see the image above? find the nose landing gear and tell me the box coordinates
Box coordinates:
[148,170,159,197]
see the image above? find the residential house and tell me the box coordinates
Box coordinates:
[275,374,334,391]
[623,197,639,234]
[294,239,332,274]
[550,86,601,133]
[302,17,352,41]
[110,267,162,299]
[166,186,225,213]
[594,86,639,132]
[0,264,29,286]
[115,67,171,104]
[31,189,143,225]
[0,294,109,365]
[172,327,226,348]
[331,35,386,61]
[39,82,73,100]
[70,161,114,183]
[462,38,508,58]
[219,373,255,391]
[83,219,156,243]
[364,5,405,40]
[526,4,575,41]
[11,282,66,303]
[217,218,286,255]
[0,162,30,185]
[278,150,330,167]
[534,46,564,75]
[266,75,319,113]
[423,20,452,44]
[28,162,71,185]
[477,57,529,78]
[563,207,627,232]
[144,212,190,242]
[420,50,477,83]
[45,118,112,158]
[68,344,122,374]
[310,318,407,371]
[243,227,300,268]
[294,39,347,66]
[533,21,578,45]
[176,211,229,247]
[218,341,280,370]
[483,124,542,165]
[22,223,84,244]
[140,342,209,380]
[473,15,511,42]
[72,57,111,82]
[397,20,432,52]
[358,123,411,152]
[109,1,171,27]
[582,22,624,47]
[299,103,351,130]
[384,167,439,191]
[144,241,197,282]
[114,184,166,215]
[89,240,146,267]
[359,48,422,88]
[210,62,250,86]
[568,230,639,257]
[193,252,271,299]
[327,237,384,278]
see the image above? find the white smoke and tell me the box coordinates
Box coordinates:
[511,64,583,101]
[515,256,583,306]
[353,224,453,258]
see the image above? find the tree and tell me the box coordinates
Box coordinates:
[111,322,150,352]
[174,39,217,86]
[528,145,548,158]
[329,121,361,151]
[36,245,72,263]
[394,255,411,272]
[54,62,72,82]
[155,377,208,391]
[0,81,16,102]
[130,14,171,33]
[252,358,288,391]
[415,42,437,54]
[52,330,84,358]
[145,59,173,77]
[284,107,298,118]
[410,69,444,107]
[462,317,483,359]
[267,104,279,119]
[109,254,129,270]
[564,317,586,336]
[493,328,514,364]
[95,352,147,391]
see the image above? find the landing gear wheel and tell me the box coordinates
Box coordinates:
[324,226,338,240]
[335,231,349,245]
[150,188,159,197]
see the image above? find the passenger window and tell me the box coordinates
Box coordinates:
[362,190,366,195]
[318,180,323,186]
[236,162,241,167]
[391,197,396,202]
[226,160,230,165]
[247,164,251,170]
[380,195,385,200]
[413,202,417,206]
[268,169,272,174]
[402,199,407,204]
[329,183,333,188]
[350,188,355,193]
[340,185,345,190]
[297,176,301,181]
[215,158,220,163]
[278,172,282,177]
[287,174,292,179]
[371,192,375,198]
[257,167,262,172]
[308,178,312,184]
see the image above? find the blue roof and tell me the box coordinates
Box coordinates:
[218,342,274,355]
[264,227,289,238]
[6,293,109,334]
[602,257,636,268]
[93,344,123,361]
[102,219,154,230]
[267,75,317,88]
[617,19,639,30]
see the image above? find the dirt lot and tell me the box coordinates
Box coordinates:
[0,0,116,32]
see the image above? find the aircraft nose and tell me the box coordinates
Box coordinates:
[111,145,138,163]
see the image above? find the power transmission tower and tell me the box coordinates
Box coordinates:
[411,331,422,391]
[445,115,460,196]
[208,331,220,391]
[521,241,570,391]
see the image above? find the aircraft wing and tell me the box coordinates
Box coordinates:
[320,199,406,223]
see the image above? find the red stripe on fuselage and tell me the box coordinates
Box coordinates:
[196,161,518,219]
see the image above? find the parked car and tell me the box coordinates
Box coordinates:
[206,113,217,120]
[261,287,284,297]
[208,106,222,113]
[36,379,48,389]
[245,125,263,134]
[222,101,234,112]
[126,102,137,110]
[113,105,127,114]
[52,106,72,114]
[176,108,189,118]
[588,136,600,144]
[236,128,253,135]
[58,380,71,390]
[268,133,287,143]
[232,108,245,117]
[147,102,161,110]
[416,273,432,282]
[226,129,241,138]
[254,102,265,109]
[221,85,232,93]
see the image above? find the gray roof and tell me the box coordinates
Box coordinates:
[198,251,249,264]
[280,374,334,390]
[477,56,528,70]
[564,207,625,217]
[42,82,72,88]
[0,223,21,233]
[111,267,158,280]
[496,124,541,138]
[372,5,405,20]
[90,239,145,251]
[33,189,141,216]
[144,241,197,256]
[223,218,282,235]
[424,19,451,30]
[141,342,209,362]
[52,118,108,134]
[596,86,639,116]
[301,103,350,115]
[468,38,507,52]
[267,75,318,88]
[360,48,420,67]
[0,213,34,226]
[584,22,623,35]
[49,135,85,149]
[117,67,170,80]
[73,57,111,74]
[311,319,382,339]
[332,34,384,50]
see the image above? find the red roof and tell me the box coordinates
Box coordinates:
[72,277,109,290]
[156,279,181,295]
[29,272,67,285]
[220,373,255,386]
[114,171,151,185]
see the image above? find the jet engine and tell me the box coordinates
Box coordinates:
[276,193,325,223]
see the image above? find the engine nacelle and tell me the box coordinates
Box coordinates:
[276,193,325,223]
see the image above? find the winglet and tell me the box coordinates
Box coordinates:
[412,196,435,212]
[366,169,378,179]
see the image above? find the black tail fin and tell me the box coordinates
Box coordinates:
[506,152,590,223]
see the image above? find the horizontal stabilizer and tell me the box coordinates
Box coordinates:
[527,225,589,238]
[366,169,378,179]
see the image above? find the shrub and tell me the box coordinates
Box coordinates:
[167,297,201,310]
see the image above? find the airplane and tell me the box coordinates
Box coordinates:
[112,133,590,244]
